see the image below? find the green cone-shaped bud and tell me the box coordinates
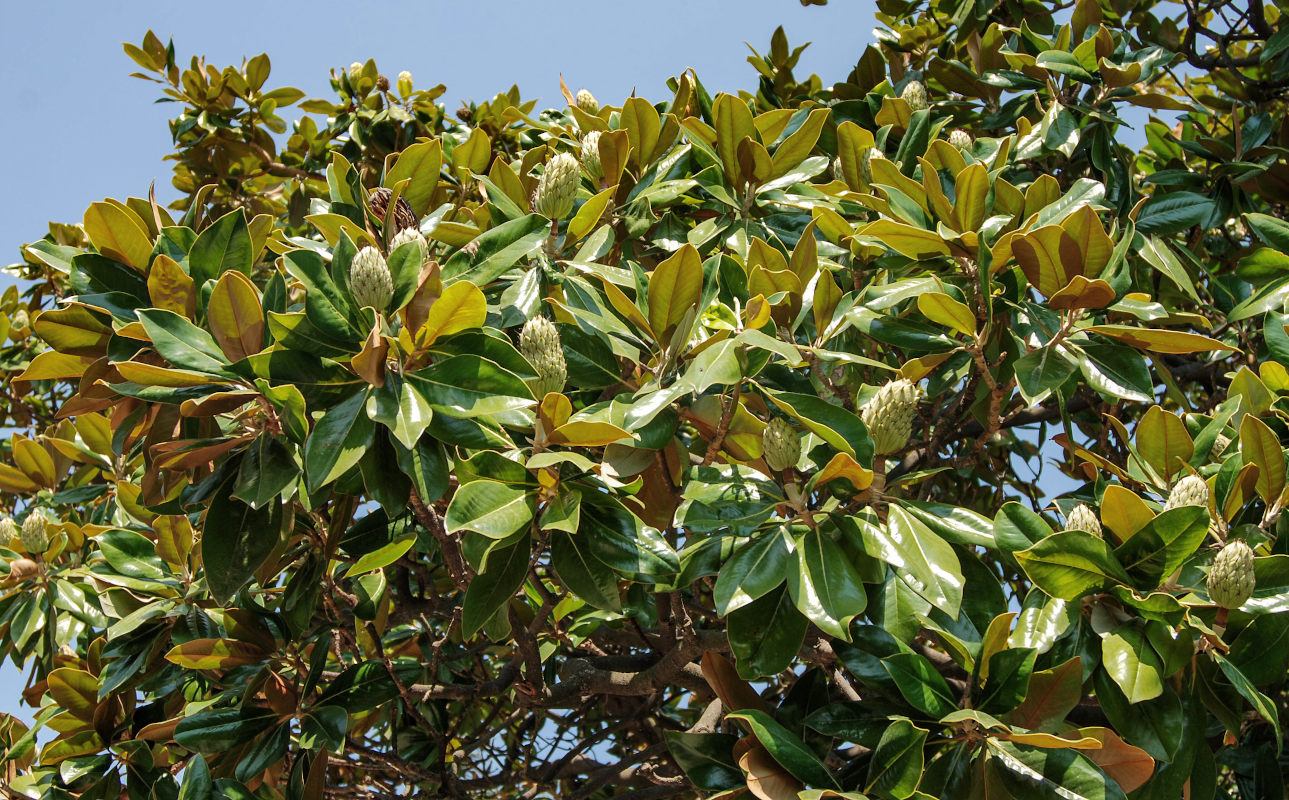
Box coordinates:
[390,226,429,265]
[1211,433,1231,459]
[901,80,929,112]
[520,317,566,399]
[348,62,363,83]
[534,153,580,220]
[581,131,604,181]
[948,129,973,150]
[762,417,801,472]
[860,147,885,185]
[21,512,48,555]
[1165,474,1209,511]
[0,517,17,547]
[1066,504,1102,537]
[350,246,394,312]
[397,70,413,95]
[576,88,599,115]
[10,309,29,340]
[1208,540,1255,609]
[861,379,921,456]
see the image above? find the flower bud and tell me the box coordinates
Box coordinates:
[1165,475,1209,511]
[581,131,604,181]
[1211,433,1231,459]
[0,517,17,548]
[390,226,429,264]
[21,511,48,556]
[901,80,929,112]
[368,187,418,232]
[1065,504,1102,537]
[519,317,567,399]
[533,153,580,221]
[9,310,29,340]
[1208,540,1255,609]
[948,129,973,150]
[576,88,599,115]
[349,62,363,83]
[761,417,801,472]
[860,147,885,185]
[398,70,414,95]
[350,247,394,312]
[861,378,921,456]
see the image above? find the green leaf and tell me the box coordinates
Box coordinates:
[728,584,808,679]
[863,506,963,616]
[979,647,1037,713]
[880,652,958,718]
[1102,629,1163,703]
[786,527,868,640]
[994,502,1054,553]
[202,479,281,604]
[440,214,550,285]
[1014,347,1077,403]
[407,355,534,418]
[727,709,840,790]
[664,732,744,792]
[136,309,235,377]
[713,527,792,615]
[366,376,434,450]
[189,209,253,286]
[462,531,531,636]
[1134,192,1215,234]
[179,754,213,800]
[987,740,1128,800]
[1213,653,1282,744]
[764,389,874,461]
[343,534,416,578]
[233,435,299,509]
[1015,530,1130,600]
[303,390,374,494]
[1073,342,1154,403]
[174,707,276,753]
[445,481,535,539]
[281,248,360,341]
[864,717,928,799]
[550,528,621,611]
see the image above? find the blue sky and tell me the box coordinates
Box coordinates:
[0,0,884,724]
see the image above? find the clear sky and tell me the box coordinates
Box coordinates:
[0,0,884,724]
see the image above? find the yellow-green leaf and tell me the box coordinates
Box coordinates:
[1135,407,1193,482]
[414,280,487,347]
[647,244,703,341]
[917,292,975,336]
[208,271,264,362]
[83,201,153,270]
[386,138,443,217]
[147,254,197,318]
[1241,414,1286,504]
[165,639,268,670]
[1086,325,1237,354]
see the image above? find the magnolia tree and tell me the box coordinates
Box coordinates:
[2,0,1289,797]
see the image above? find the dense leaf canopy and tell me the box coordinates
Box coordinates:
[3,0,1289,797]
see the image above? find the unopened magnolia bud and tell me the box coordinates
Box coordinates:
[860,147,884,185]
[21,512,48,555]
[581,131,604,181]
[350,247,394,312]
[10,310,29,339]
[1208,540,1255,609]
[520,317,566,398]
[1165,475,1209,511]
[534,153,580,220]
[831,156,843,181]
[1066,504,1102,537]
[861,379,921,456]
[390,226,429,264]
[1211,433,1231,459]
[762,417,801,472]
[0,517,17,547]
[349,62,363,83]
[901,80,929,112]
[368,187,418,232]
[948,129,973,150]
[576,88,599,115]
[397,70,414,95]
[7,557,38,583]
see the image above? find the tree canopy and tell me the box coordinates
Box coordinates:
[3,1,1289,797]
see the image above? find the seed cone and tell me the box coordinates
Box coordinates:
[534,153,580,220]
[1165,475,1209,510]
[1066,504,1102,537]
[520,317,566,399]
[390,226,429,264]
[860,148,885,185]
[948,129,973,150]
[368,187,418,232]
[861,379,921,456]
[350,247,394,312]
[576,88,599,115]
[901,80,929,112]
[762,417,801,472]
[1211,433,1231,459]
[581,131,604,181]
[1208,540,1255,609]
[21,512,48,555]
